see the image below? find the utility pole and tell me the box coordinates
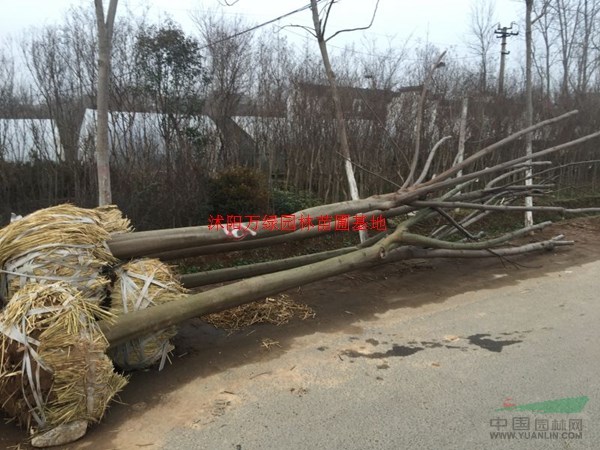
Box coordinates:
[495,22,519,96]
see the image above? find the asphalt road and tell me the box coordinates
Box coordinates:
[163,260,599,450]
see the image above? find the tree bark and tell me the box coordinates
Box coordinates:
[180,247,355,288]
[456,97,469,178]
[94,0,118,206]
[101,237,394,347]
[524,0,535,227]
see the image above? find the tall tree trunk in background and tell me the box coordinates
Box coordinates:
[534,10,553,99]
[94,0,118,205]
[524,0,535,227]
[309,0,366,242]
[456,97,469,179]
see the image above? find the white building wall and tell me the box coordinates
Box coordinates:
[0,118,62,162]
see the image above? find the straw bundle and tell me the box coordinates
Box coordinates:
[0,204,127,305]
[109,258,187,371]
[0,282,127,433]
[94,205,132,235]
[204,294,316,331]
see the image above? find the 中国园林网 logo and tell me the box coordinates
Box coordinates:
[489,396,587,441]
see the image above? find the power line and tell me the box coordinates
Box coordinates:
[281,26,481,63]
[200,1,318,49]
[18,1,323,97]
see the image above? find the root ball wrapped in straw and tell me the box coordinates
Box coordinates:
[0,204,130,305]
[0,282,127,434]
[109,258,187,371]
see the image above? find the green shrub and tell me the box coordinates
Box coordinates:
[271,188,322,215]
[208,167,269,217]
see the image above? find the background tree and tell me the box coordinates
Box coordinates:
[94,0,118,205]
[134,20,210,224]
[0,44,17,162]
[194,12,254,167]
[0,44,17,118]
[307,0,381,242]
[466,0,497,93]
[135,20,207,139]
[23,22,90,164]
[532,1,556,100]
[573,0,600,97]
[524,0,549,227]
[553,0,580,101]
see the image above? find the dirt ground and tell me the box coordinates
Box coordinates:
[1,216,599,449]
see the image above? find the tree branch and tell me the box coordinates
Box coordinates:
[409,129,600,202]
[99,233,573,348]
[320,0,337,37]
[414,135,452,185]
[422,110,579,186]
[532,0,551,25]
[281,24,318,38]
[412,200,600,215]
[325,0,380,42]
[181,247,355,288]
[399,221,553,250]
[431,206,479,241]
[390,236,572,260]
[402,51,447,188]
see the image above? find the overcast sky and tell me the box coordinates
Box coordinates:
[0,0,527,62]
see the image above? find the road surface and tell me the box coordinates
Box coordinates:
[158,259,599,450]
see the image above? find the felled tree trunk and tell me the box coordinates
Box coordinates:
[106,110,599,261]
[97,108,600,346]
[100,228,571,348]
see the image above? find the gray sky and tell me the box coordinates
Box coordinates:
[0,0,526,61]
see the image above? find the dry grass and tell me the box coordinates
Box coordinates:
[204,294,315,332]
[261,338,282,350]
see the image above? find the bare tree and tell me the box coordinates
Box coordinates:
[0,44,16,115]
[23,23,90,164]
[533,2,556,99]
[94,0,118,205]
[359,38,410,91]
[466,0,496,93]
[307,0,381,242]
[0,43,16,162]
[574,0,600,96]
[193,12,254,167]
[524,0,549,227]
[101,109,600,343]
[553,0,581,100]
